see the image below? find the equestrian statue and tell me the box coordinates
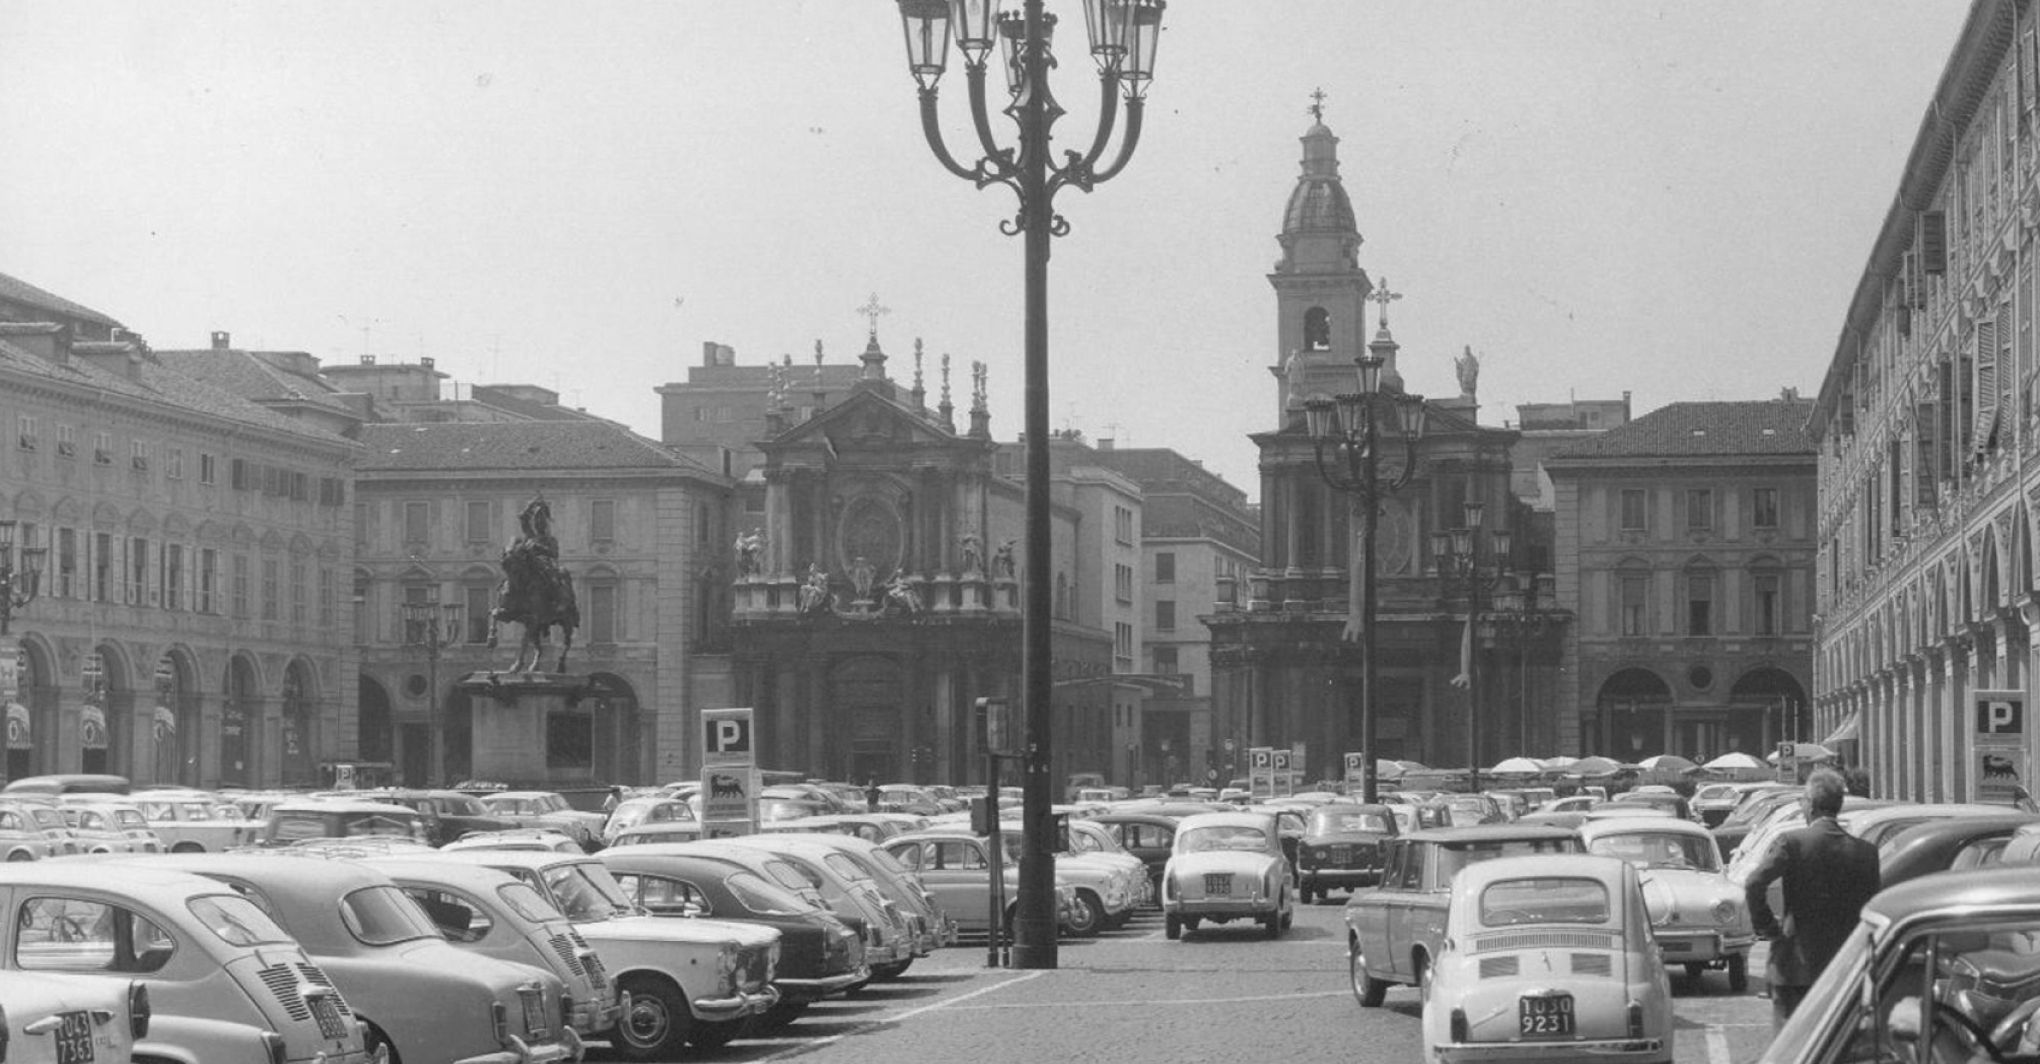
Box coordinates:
[489,494,580,673]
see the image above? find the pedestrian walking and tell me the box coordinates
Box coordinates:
[866,778,882,813]
[1743,767,1880,1030]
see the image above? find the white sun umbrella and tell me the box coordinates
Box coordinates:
[1490,757,1545,775]
[1703,752,1767,771]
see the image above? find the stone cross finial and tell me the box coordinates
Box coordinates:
[1369,278,1404,330]
[1308,87,1327,122]
[856,292,891,338]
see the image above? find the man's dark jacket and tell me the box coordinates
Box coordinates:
[1744,816,1881,988]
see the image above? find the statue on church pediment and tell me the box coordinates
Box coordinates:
[735,528,765,578]
[849,555,878,602]
[883,570,923,616]
[1456,345,1480,399]
[798,564,834,616]
[993,539,1017,581]
[960,532,983,574]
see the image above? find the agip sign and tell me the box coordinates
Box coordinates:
[699,707,758,836]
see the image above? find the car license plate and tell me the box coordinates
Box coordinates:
[1660,939,1690,954]
[1203,873,1231,895]
[1519,994,1574,1037]
[521,990,547,1038]
[309,994,350,1041]
[54,1011,94,1064]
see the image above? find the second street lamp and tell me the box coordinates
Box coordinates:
[1431,499,1510,795]
[1303,319,1426,805]
[401,591,465,788]
[894,0,1165,971]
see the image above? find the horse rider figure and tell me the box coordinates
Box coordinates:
[489,494,580,673]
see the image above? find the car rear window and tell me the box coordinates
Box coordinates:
[1177,825,1269,853]
[190,894,295,947]
[1436,837,1582,883]
[727,872,817,916]
[340,886,440,945]
[1480,877,1611,927]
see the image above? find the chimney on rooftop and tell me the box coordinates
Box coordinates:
[211,330,231,350]
[421,356,435,370]
[360,355,376,365]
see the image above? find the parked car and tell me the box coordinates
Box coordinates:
[1421,854,1673,1063]
[258,801,431,848]
[1710,786,1802,859]
[1160,811,1296,940]
[478,793,606,850]
[130,790,261,852]
[1758,866,2040,1064]
[0,968,152,1064]
[50,799,162,853]
[600,846,868,1027]
[362,855,623,1039]
[362,789,519,847]
[132,853,581,1064]
[428,847,781,1059]
[441,829,589,854]
[1604,789,1694,821]
[1296,803,1398,904]
[1062,817,1154,915]
[761,813,909,844]
[709,836,920,972]
[881,829,1080,937]
[0,862,383,1064]
[0,800,84,856]
[1345,825,1587,1006]
[0,804,58,860]
[1845,802,2025,849]
[1875,813,2040,887]
[1084,812,1177,902]
[1691,781,1787,828]
[2,775,131,798]
[600,797,697,846]
[1579,816,1754,990]
[740,832,956,956]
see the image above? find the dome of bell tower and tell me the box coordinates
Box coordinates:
[1281,120,1356,235]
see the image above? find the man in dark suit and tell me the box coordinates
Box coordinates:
[1744,767,1881,1029]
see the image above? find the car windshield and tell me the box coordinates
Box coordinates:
[727,872,818,916]
[822,853,874,884]
[538,795,568,813]
[542,863,635,921]
[1479,877,1612,927]
[496,882,562,924]
[189,894,296,946]
[1178,825,1269,853]
[340,885,440,945]
[1436,838,1581,882]
[138,801,176,821]
[25,807,63,830]
[1310,810,1392,834]
[1588,832,1720,871]
[444,796,490,816]
[112,809,148,830]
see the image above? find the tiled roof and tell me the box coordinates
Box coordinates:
[156,349,357,414]
[357,421,717,475]
[0,270,120,328]
[1548,400,1815,461]
[0,339,356,446]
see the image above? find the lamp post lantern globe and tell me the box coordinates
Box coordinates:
[401,591,465,788]
[894,0,1164,970]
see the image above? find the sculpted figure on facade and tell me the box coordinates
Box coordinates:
[960,532,983,574]
[993,539,1017,580]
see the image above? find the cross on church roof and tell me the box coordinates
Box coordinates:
[1369,279,1403,329]
[856,292,891,338]
[1308,87,1327,122]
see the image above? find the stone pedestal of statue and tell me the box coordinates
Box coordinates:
[455,671,591,784]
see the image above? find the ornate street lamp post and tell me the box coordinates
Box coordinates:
[1431,500,1511,795]
[0,520,47,637]
[1302,336,1427,804]
[1489,571,1550,753]
[894,0,1165,971]
[400,590,465,788]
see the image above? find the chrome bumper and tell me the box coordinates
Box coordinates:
[775,965,873,1002]
[690,984,779,1021]
[1432,1036,1666,1063]
[1657,929,1753,963]
[455,1026,583,1064]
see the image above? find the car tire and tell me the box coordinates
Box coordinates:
[1165,914,1182,940]
[1184,916,1201,932]
[1263,912,1281,939]
[689,1018,748,1050]
[757,1001,809,1030]
[1350,939,1387,1008]
[1728,953,1749,993]
[613,975,690,1062]
[363,1022,401,1064]
[1280,908,1293,930]
[170,842,204,854]
[872,959,913,981]
[1299,883,1314,905]
[1066,891,1105,937]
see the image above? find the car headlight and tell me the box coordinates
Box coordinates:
[1711,898,1740,925]
[718,942,740,978]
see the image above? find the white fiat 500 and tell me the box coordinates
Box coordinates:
[1579,817,1754,992]
[1421,854,1673,1064]
[1160,812,1295,940]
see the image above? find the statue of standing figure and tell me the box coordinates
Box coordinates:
[1455,345,1480,399]
[993,539,1017,580]
[960,532,984,574]
[735,528,765,577]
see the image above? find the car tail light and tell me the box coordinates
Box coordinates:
[560,993,574,1029]
[492,1002,510,1044]
[1449,1008,1468,1043]
[1627,1001,1645,1038]
[129,980,151,1038]
[260,1030,288,1064]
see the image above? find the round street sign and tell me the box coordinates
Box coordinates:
[1205,768,1219,782]
[1224,738,1236,752]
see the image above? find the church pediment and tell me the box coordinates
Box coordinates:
[764,388,970,462]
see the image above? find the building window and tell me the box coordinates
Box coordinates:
[167,447,185,480]
[1114,505,1134,545]
[1114,563,1133,604]
[464,501,491,544]
[1620,489,1647,531]
[54,529,76,599]
[1154,646,1179,674]
[231,555,250,619]
[1752,488,1780,530]
[465,585,494,643]
[55,424,75,459]
[199,452,216,485]
[1155,551,1175,584]
[1155,600,1175,631]
[1755,572,1782,636]
[403,501,429,545]
[1686,571,1714,636]
[1620,574,1648,636]
[1686,489,1713,532]
[318,567,335,628]
[261,559,280,622]
[164,544,184,611]
[588,582,618,643]
[130,440,150,472]
[591,499,617,545]
[1114,622,1133,665]
[199,548,218,614]
[127,537,150,605]
[94,432,113,465]
[290,562,307,625]
[16,415,36,451]
[93,533,115,603]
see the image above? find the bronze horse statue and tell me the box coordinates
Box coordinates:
[489,496,579,673]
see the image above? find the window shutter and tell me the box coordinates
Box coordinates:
[1976,318,2001,456]
[1916,402,1938,506]
[1920,211,1948,274]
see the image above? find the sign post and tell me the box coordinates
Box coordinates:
[1343,752,1367,794]
[978,696,1018,968]
[699,707,757,837]
[1973,689,2028,807]
[1270,749,1293,799]
[1775,740,1798,784]
[1248,747,1273,800]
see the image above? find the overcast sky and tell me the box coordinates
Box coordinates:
[0,2,1968,499]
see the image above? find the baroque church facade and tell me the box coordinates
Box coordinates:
[1205,110,1563,784]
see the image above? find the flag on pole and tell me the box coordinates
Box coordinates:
[1449,616,1473,689]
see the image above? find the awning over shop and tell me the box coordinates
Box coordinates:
[1822,711,1860,746]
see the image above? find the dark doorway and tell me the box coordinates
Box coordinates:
[400,723,430,787]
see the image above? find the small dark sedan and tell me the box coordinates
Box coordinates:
[1084,812,1178,900]
[1877,813,2040,888]
[1296,804,1397,903]
[366,788,518,847]
[601,848,869,1027]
